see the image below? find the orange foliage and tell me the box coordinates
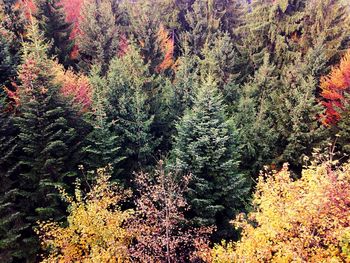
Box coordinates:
[118,33,129,58]
[20,0,36,20]
[61,0,84,39]
[320,50,350,125]
[156,24,175,73]
[51,61,92,110]
[212,162,350,262]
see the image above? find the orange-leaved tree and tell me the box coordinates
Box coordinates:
[320,50,350,125]
[156,24,175,73]
[51,61,92,111]
[212,161,350,262]
[36,167,134,263]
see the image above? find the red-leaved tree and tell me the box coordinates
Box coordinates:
[320,50,350,125]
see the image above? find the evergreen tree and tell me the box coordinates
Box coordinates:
[82,66,124,176]
[106,44,157,180]
[172,75,249,240]
[12,20,85,260]
[234,54,279,175]
[122,0,170,74]
[77,0,120,74]
[0,2,24,89]
[181,0,243,54]
[0,95,23,263]
[172,43,200,113]
[35,0,75,68]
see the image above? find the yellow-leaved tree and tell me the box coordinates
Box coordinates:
[212,161,350,262]
[36,167,134,263]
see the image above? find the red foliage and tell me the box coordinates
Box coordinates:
[19,0,36,20]
[52,62,92,111]
[60,0,84,39]
[118,33,129,58]
[320,50,350,125]
[156,24,175,73]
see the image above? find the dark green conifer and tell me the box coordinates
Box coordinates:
[11,20,85,261]
[35,0,75,68]
[106,44,157,179]
[172,75,249,240]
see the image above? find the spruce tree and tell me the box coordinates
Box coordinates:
[0,95,24,263]
[234,54,279,175]
[12,20,85,260]
[172,75,249,240]
[35,0,75,68]
[0,3,23,89]
[106,44,157,179]
[77,0,120,74]
[82,66,124,176]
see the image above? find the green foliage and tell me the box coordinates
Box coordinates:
[0,95,23,263]
[82,66,124,176]
[7,20,88,261]
[77,0,120,74]
[0,2,24,88]
[35,0,75,68]
[172,75,249,240]
[106,43,158,179]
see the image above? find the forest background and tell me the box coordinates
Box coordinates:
[1,0,350,262]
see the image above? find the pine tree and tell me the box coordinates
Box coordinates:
[0,95,24,263]
[77,0,120,74]
[234,54,279,175]
[172,43,200,114]
[82,66,124,176]
[172,75,249,240]
[12,20,85,260]
[35,0,75,68]
[106,43,157,180]
[0,2,24,89]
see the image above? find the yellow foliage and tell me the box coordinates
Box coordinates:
[37,168,134,263]
[212,162,350,262]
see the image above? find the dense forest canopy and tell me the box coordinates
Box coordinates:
[1,0,350,262]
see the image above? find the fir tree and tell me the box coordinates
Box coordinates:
[35,0,75,68]
[12,20,85,260]
[77,0,120,74]
[234,54,279,175]
[106,44,157,180]
[0,3,24,89]
[0,95,23,263]
[172,75,249,240]
[82,66,124,176]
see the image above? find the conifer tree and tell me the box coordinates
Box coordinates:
[234,54,279,174]
[0,95,23,263]
[77,0,120,74]
[82,66,124,176]
[172,43,200,114]
[12,20,85,260]
[172,75,249,240]
[181,0,242,54]
[106,44,157,179]
[0,3,24,89]
[35,0,75,68]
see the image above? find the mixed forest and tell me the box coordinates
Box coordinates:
[1,0,350,262]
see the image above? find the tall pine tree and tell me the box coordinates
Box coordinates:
[77,0,120,74]
[106,43,158,180]
[35,0,75,68]
[82,66,124,177]
[12,19,86,261]
[172,75,249,240]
